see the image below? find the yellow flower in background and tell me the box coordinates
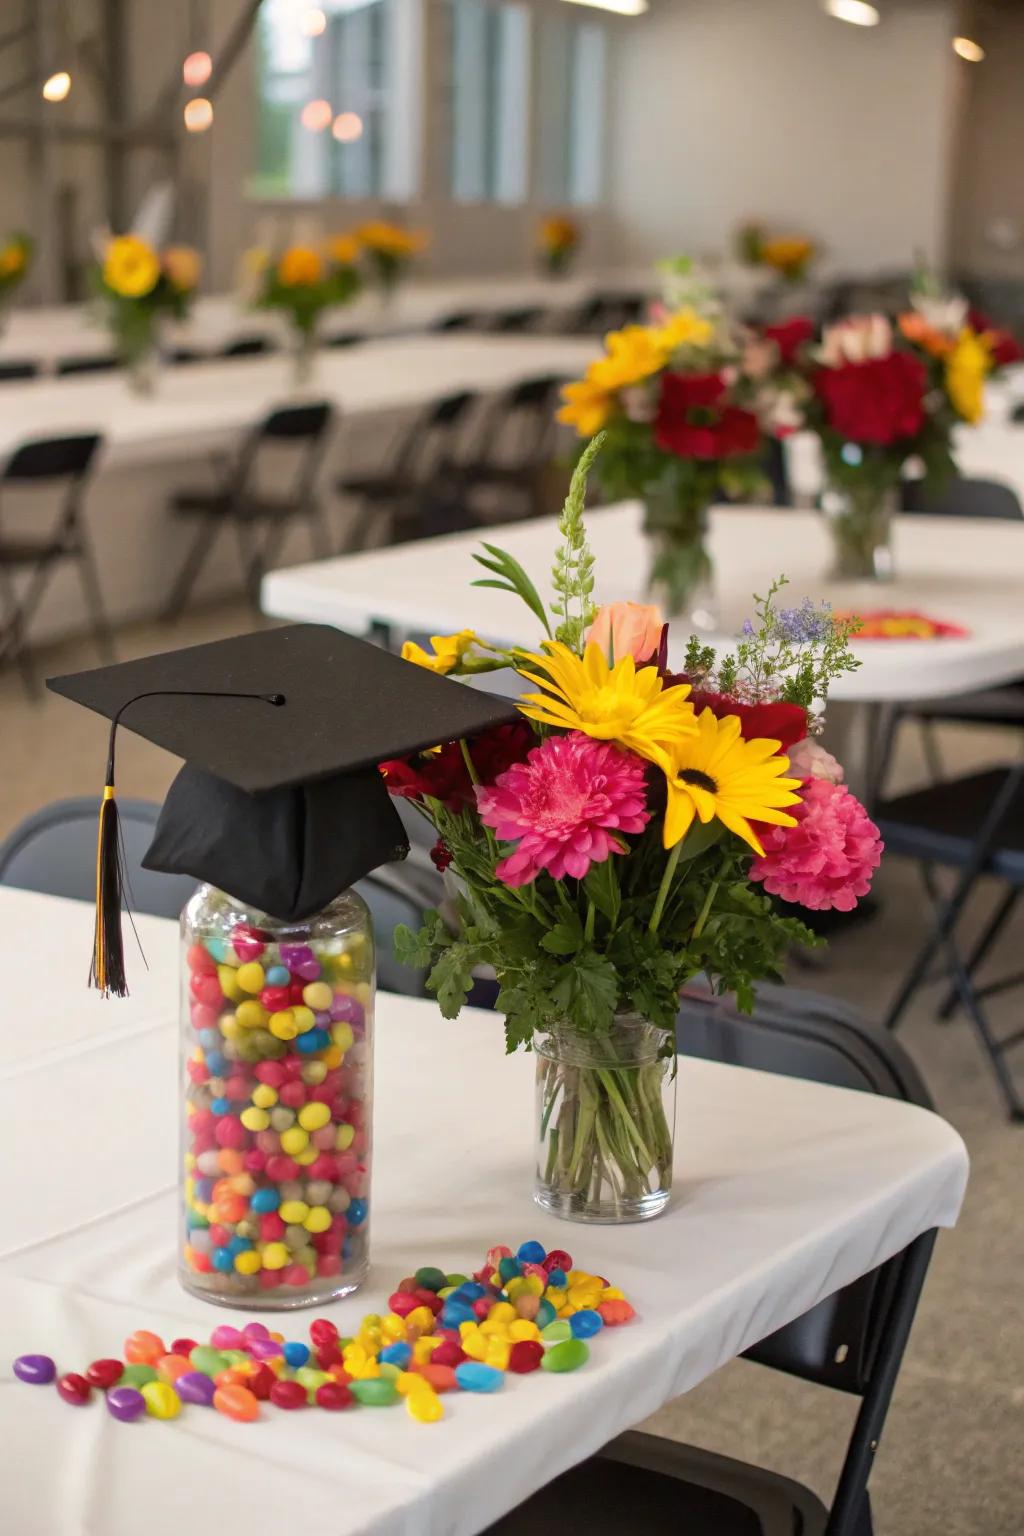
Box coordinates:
[402,629,478,675]
[658,709,801,856]
[0,241,27,278]
[517,640,697,766]
[277,245,324,287]
[653,306,715,353]
[163,245,202,292]
[557,375,613,436]
[590,325,669,391]
[328,234,361,267]
[760,236,815,277]
[540,216,578,252]
[103,234,160,298]
[945,328,991,425]
[355,222,427,257]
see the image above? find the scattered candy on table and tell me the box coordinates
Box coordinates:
[12,1240,636,1428]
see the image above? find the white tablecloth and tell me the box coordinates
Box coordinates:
[262,501,1024,704]
[0,890,967,1536]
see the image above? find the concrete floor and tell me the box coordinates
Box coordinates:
[4,601,1023,1535]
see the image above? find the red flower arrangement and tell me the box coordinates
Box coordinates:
[380,721,533,811]
[764,316,814,366]
[655,371,761,460]
[813,351,926,446]
[689,690,808,751]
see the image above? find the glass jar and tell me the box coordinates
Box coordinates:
[180,884,374,1310]
[821,481,898,581]
[534,1015,676,1224]
[642,487,716,629]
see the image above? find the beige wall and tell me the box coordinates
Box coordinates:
[948,11,1024,280]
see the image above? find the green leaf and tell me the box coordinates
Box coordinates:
[392,922,433,970]
[550,950,618,1033]
[426,943,477,1018]
[583,858,621,926]
[472,543,551,636]
[540,916,585,956]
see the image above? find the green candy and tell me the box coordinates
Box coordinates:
[536,1299,556,1329]
[377,1362,401,1382]
[445,1273,469,1288]
[541,1339,590,1373]
[295,1367,329,1392]
[351,1378,399,1407]
[222,1350,249,1367]
[413,1266,447,1293]
[189,1345,229,1377]
[540,1319,571,1344]
[118,1363,158,1388]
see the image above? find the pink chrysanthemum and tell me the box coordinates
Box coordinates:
[750,778,883,912]
[475,731,650,887]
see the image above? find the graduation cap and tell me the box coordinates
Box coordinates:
[47,623,519,996]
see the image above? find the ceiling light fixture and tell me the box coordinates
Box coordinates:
[952,36,985,62]
[183,51,213,88]
[823,0,880,26]
[300,98,333,133]
[41,70,72,102]
[184,97,214,133]
[560,0,649,16]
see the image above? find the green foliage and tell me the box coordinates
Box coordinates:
[551,433,603,651]
[471,542,551,637]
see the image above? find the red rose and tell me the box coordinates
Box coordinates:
[690,690,808,750]
[764,316,814,366]
[655,371,761,460]
[813,352,926,446]
[986,329,1021,367]
[380,721,533,811]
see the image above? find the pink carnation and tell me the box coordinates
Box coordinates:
[750,778,882,912]
[475,731,650,887]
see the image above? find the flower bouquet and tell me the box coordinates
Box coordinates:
[92,235,201,394]
[539,216,580,278]
[354,221,427,301]
[253,238,361,382]
[557,310,767,623]
[0,231,32,326]
[384,436,880,1223]
[736,223,817,285]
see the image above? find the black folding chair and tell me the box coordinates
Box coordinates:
[490,982,941,1536]
[324,331,365,349]
[876,761,1024,1120]
[430,311,481,333]
[337,389,481,546]
[486,307,543,335]
[220,335,276,358]
[0,360,39,382]
[55,355,119,376]
[0,432,111,695]
[901,473,1023,521]
[454,375,563,521]
[164,401,336,617]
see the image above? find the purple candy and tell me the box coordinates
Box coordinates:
[248,1338,282,1362]
[209,1325,244,1351]
[294,957,321,981]
[106,1386,146,1422]
[330,995,364,1026]
[242,1322,270,1343]
[176,1371,217,1405]
[279,944,314,970]
[14,1354,56,1385]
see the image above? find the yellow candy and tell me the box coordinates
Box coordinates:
[395,1371,421,1397]
[353,982,371,1005]
[268,1332,285,1344]
[404,1306,434,1336]
[220,1015,241,1040]
[294,1147,317,1166]
[479,1317,511,1338]
[230,1173,255,1196]
[322,1045,343,1069]
[217,965,244,1003]
[461,1331,488,1362]
[297,1101,331,1132]
[568,1286,600,1310]
[303,1205,331,1233]
[240,1107,270,1132]
[484,1340,510,1370]
[279,1126,309,1156]
[508,1319,541,1342]
[411,1336,442,1364]
[406,1388,443,1423]
[269,1009,298,1041]
[236,962,265,994]
[234,1249,262,1275]
[545,1288,567,1310]
[279,1200,310,1225]
[331,1021,354,1052]
[184,1152,196,1172]
[262,1242,289,1270]
[335,1123,355,1152]
[251,1084,278,1109]
[301,1060,327,1085]
[291,1006,315,1035]
[489,1302,516,1324]
[141,1381,181,1420]
[601,1286,626,1301]
[235,1000,267,1030]
[522,1274,544,1297]
[381,1315,406,1344]
[302,981,333,1011]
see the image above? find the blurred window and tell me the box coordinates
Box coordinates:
[535,12,606,207]
[449,0,530,204]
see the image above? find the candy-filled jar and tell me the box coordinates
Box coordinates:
[179,884,373,1309]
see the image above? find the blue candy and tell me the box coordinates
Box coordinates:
[226,1235,252,1257]
[441,1302,477,1329]
[569,1309,603,1339]
[205,1050,227,1077]
[380,1342,411,1368]
[536,1299,556,1329]
[546,1268,567,1287]
[204,937,227,963]
[210,1096,231,1117]
[282,1342,310,1368]
[265,965,290,987]
[195,1177,214,1202]
[516,1240,547,1265]
[295,1028,331,1055]
[251,1188,280,1213]
[498,1256,521,1282]
[211,1249,233,1273]
[198,1028,220,1051]
[453,1281,487,1301]
[347,1198,367,1227]
[455,1362,504,1394]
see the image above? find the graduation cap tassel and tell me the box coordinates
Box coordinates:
[89,688,286,998]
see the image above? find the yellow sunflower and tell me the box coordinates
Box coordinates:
[328,234,361,267]
[516,640,697,765]
[103,235,161,299]
[658,709,801,855]
[402,629,478,675]
[277,245,323,287]
[557,375,613,436]
[653,306,715,353]
[590,324,669,392]
[945,328,991,425]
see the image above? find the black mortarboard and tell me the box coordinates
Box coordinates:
[47,623,519,994]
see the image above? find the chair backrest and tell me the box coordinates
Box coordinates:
[221,335,274,357]
[260,402,334,442]
[0,360,38,382]
[677,980,932,1396]
[55,355,118,376]
[0,797,196,919]
[1012,401,1024,424]
[3,433,102,483]
[325,331,365,349]
[901,475,1023,521]
[481,375,561,469]
[234,401,335,505]
[489,307,543,334]
[431,311,479,333]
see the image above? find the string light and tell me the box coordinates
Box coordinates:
[184,97,214,133]
[332,111,363,143]
[952,36,985,62]
[301,8,327,36]
[183,51,213,88]
[41,70,72,102]
[823,0,880,25]
[301,98,333,133]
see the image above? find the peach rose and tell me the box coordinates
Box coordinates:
[586,601,663,665]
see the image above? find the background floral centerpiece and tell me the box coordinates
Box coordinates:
[382,437,880,1223]
[736,222,817,283]
[253,237,361,381]
[557,310,769,623]
[0,231,32,324]
[538,215,580,277]
[92,234,201,394]
[354,220,427,300]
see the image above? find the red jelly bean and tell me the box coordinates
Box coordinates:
[187,943,217,975]
[265,1155,300,1182]
[388,1292,420,1318]
[508,1341,544,1374]
[430,1341,466,1367]
[314,1344,341,1370]
[247,1364,275,1400]
[254,1060,287,1087]
[414,1289,444,1316]
[259,1269,283,1290]
[190,972,223,1008]
[214,1117,246,1149]
[259,986,291,1013]
[472,1297,495,1319]
[282,1263,309,1288]
[315,1382,353,1410]
[318,1256,343,1277]
[224,1076,251,1103]
[309,1319,338,1347]
[170,1339,198,1359]
[85,1358,123,1390]
[270,1379,307,1409]
[308,1154,337,1181]
[279,1081,306,1109]
[260,1213,286,1242]
[57,1372,92,1405]
[544,1249,573,1274]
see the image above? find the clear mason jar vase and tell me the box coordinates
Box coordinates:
[534,1015,677,1224]
[821,481,898,582]
[180,884,374,1310]
[642,488,716,629]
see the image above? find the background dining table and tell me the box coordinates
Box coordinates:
[0,888,967,1536]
